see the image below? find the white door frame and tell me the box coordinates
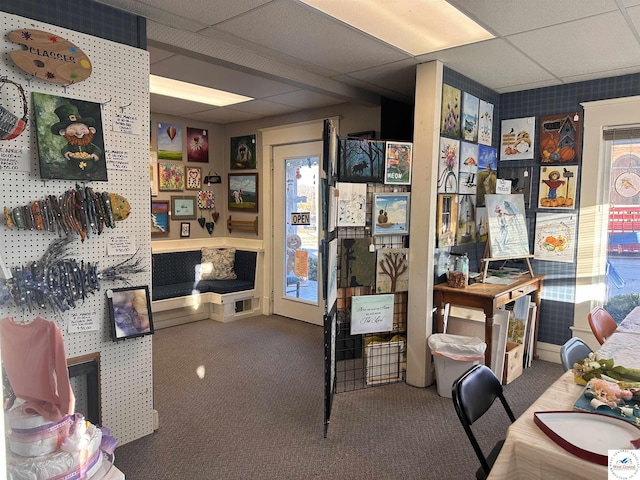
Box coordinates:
[260,118,339,319]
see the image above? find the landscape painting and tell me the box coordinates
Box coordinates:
[376,248,409,293]
[461,92,479,142]
[338,138,385,182]
[157,122,182,161]
[228,173,258,211]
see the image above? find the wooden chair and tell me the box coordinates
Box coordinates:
[587,306,617,345]
[559,337,592,372]
[452,365,516,480]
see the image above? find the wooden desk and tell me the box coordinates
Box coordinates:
[433,274,545,368]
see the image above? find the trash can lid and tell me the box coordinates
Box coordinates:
[428,333,486,361]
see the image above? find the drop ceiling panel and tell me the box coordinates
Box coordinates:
[494,78,566,94]
[450,0,619,36]
[418,39,555,91]
[266,90,345,109]
[150,93,222,116]
[94,0,209,32]
[188,108,262,124]
[150,55,299,98]
[126,0,272,25]
[561,65,640,85]
[627,4,640,30]
[148,45,176,64]
[213,0,409,74]
[508,11,640,78]
[225,99,300,117]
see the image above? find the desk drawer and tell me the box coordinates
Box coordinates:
[510,283,536,300]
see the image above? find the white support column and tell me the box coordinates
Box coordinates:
[406,61,443,387]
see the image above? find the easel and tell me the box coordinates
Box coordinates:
[480,241,534,282]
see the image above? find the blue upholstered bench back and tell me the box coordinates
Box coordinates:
[152,250,201,287]
[151,249,258,301]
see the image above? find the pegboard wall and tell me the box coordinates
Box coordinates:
[0,12,152,445]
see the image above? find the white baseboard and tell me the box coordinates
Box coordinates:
[153,409,159,431]
[535,341,561,363]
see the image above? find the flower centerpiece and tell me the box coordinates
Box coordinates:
[573,352,640,387]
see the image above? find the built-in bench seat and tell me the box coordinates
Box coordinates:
[151,248,261,327]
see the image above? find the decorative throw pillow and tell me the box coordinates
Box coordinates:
[200,247,237,280]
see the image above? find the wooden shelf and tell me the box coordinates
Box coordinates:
[227,215,258,235]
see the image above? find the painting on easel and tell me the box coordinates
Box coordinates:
[485,194,530,258]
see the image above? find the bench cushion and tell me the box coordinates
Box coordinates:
[152,282,196,301]
[195,279,255,295]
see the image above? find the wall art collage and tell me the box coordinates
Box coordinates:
[437,83,496,248]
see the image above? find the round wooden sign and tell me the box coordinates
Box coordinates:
[8,29,92,85]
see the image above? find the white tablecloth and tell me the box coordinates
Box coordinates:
[488,313,640,479]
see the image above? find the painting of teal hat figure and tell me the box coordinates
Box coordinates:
[33,92,107,181]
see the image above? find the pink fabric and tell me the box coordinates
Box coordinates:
[0,316,75,422]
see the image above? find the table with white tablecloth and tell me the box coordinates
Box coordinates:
[488,311,640,480]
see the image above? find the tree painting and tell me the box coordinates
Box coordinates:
[338,138,385,182]
[376,248,409,293]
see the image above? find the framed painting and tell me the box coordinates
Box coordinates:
[376,248,409,293]
[107,286,154,341]
[485,194,530,258]
[437,137,460,193]
[32,92,107,181]
[534,212,577,263]
[338,138,385,183]
[538,165,578,209]
[150,152,158,197]
[157,122,182,161]
[500,117,535,161]
[384,141,412,185]
[461,92,479,142]
[539,113,581,163]
[339,238,376,288]
[437,193,458,248]
[151,200,169,235]
[180,222,191,238]
[458,141,479,195]
[476,145,497,207]
[185,166,202,190]
[456,194,477,246]
[230,134,257,169]
[171,196,197,220]
[228,173,258,211]
[440,84,461,138]
[372,192,410,236]
[186,127,209,163]
[158,162,184,191]
[478,100,494,146]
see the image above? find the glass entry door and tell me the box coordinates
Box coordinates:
[273,142,324,325]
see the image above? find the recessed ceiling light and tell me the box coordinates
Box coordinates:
[149,75,253,107]
[300,0,494,55]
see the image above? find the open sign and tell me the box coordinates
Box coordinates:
[290,212,311,225]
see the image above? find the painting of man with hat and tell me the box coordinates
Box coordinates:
[33,92,107,181]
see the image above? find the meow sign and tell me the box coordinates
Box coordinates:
[8,29,92,84]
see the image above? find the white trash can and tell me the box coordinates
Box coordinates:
[428,333,487,398]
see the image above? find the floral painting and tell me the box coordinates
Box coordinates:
[158,161,185,191]
[187,127,209,163]
[440,84,461,138]
[33,92,107,181]
[157,122,182,161]
[437,137,460,193]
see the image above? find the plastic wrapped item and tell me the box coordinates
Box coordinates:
[428,333,486,361]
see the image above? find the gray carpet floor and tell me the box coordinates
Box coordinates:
[114,315,563,479]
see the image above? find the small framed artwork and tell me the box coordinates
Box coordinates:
[151,200,169,235]
[158,161,185,191]
[338,138,385,183]
[107,286,154,341]
[157,122,182,161]
[228,173,258,211]
[171,196,197,220]
[150,152,158,197]
[384,141,413,185]
[185,166,202,190]
[186,127,209,163]
[180,222,191,238]
[372,192,410,236]
[230,134,257,169]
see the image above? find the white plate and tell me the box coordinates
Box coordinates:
[534,410,640,465]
